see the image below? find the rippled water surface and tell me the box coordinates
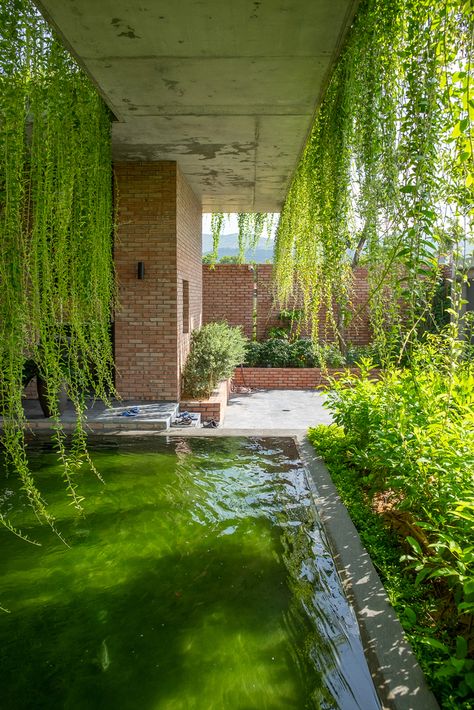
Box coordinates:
[0,437,380,709]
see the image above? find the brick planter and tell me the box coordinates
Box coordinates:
[180,378,231,424]
[233,367,381,389]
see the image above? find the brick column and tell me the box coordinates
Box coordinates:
[114,162,201,401]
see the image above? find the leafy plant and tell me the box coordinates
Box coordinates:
[267,326,289,340]
[182,323,247,398]
[275,308,304,342]
[258,338,291,368]
[314,343,346,368]
[316,333,474,707]
[273,0,473,357]
[244,340,264,367]
[287,339,318,368]
[308,422,474,709]
[345,343,382,366]
[0,0,115,528]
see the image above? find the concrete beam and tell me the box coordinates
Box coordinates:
[34,0,358,211]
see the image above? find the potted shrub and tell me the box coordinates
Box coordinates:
[182,322,247,399]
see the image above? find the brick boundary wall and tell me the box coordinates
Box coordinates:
[202,265,255,338]
[202,264,372,344]
[233,367,381,390]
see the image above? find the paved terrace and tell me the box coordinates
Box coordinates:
[15,389,332,434]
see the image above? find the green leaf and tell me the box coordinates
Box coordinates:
[419,637,448,653]
[456,635,468,660]
[406,536,422,556]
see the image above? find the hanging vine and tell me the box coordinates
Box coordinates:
[0,0,115,531]
[274,0,474,357]
[209,212,275,263]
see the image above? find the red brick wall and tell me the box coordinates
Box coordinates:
[345,267,371,345]
[203,264,372,345]
[114,161,201,401]
[180,379,231,424]
[233,367,381,389]
[255,265,279,340]
[176,166,202,383]
[202,265,255,338]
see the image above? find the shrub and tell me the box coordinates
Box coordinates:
[314,343,346,367]
[321,344,474,705]
[267,326,289,340]
[182,322,247,398]
[259,338,291,367]
[244,340,264,367]
[345,343,382,366]
[287,339,318,367]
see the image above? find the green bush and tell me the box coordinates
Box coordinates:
[259,338,291,367]
[242,337,382,369]
[244,340,264,367]
[287,339,318,367]
[318,339,474,707]
[182,322,247,398]
[314,343,346,367]
[267,326,289,340]
[345,343,382,366]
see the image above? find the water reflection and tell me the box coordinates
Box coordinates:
[0,436,380,709]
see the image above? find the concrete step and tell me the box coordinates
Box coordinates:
[92,402,179,431]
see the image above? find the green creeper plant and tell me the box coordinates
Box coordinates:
[273,0,474,358]
[0,0,115,532]
[209,212,275,264]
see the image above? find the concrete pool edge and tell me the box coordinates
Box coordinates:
[296,435,439,710]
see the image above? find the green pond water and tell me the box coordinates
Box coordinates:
[0,437,380,710]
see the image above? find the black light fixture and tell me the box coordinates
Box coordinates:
[137,261,145,279]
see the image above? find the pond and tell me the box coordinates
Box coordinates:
[0,437,380,709]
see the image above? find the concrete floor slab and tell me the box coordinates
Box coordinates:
[223,389,332,430]
[14,399,179,432]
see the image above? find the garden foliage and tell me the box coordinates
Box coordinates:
[273,0,474,351]
[310,335,474,707]
[0,0,115,531]
[244,339,377,369]
[182,323,247,398]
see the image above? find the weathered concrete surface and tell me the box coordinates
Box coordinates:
[15,399,179,431]
[33,0,358,211]
[223,389,332,429]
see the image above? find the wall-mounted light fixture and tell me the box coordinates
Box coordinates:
[137,261,145,280]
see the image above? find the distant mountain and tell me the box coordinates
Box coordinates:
[202,232,274,263]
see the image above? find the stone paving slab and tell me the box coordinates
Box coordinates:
[223,389,332,430]
[10,399,179,432]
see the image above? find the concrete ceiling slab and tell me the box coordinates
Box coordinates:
[34,0,358,211]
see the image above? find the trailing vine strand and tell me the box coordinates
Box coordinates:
[209,212,275,263]
[273,0,474,357]
[0,0,115,529]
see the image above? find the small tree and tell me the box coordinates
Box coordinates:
[182,323,247,398]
